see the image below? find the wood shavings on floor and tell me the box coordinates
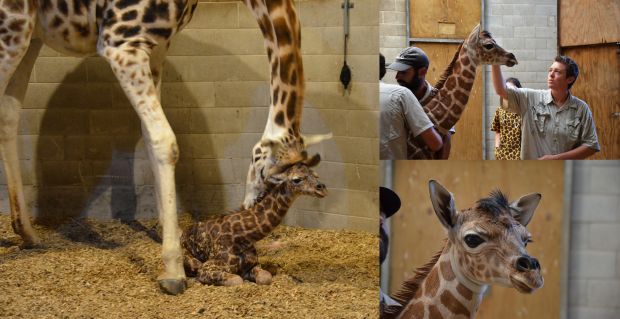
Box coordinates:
[0,214,378,318]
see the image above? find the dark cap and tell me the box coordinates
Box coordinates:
[380,187,401,218]
[387,47,430,72]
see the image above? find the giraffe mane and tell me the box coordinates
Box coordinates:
[382,240,447,319]
[433,42,463,92]
[476,189,510,216]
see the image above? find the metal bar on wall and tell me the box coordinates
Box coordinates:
[561,161,572,319]
[409,37,464,44]
[481,0,487,159]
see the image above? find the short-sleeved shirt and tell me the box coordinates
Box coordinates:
[504,87,600,159]
[380,81,434,159]
[491,106,522,160]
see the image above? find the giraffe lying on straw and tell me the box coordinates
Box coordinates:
[182,150,325,286]
[0,0,326,295]
[382,180,543,319]
[408,25,517,159]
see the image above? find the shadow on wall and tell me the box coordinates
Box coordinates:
[32,35,269,241]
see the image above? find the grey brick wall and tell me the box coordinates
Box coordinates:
[379,0,407,84]
[0,0,379,233]
[569,161,620,319]
[484,0,558,159]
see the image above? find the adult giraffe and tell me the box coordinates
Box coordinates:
[0,0,312,295]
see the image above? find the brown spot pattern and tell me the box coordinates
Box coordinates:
[440,290,471,317]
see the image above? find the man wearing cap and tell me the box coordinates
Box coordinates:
[387,47,456,159]
[379,187,402,314]
[380,54,443,160]
[491,56,599,159]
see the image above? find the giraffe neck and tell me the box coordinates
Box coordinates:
[425,44,478,134]
[397,243,486,319]
[243,184,296,243]
[245,0,304,140]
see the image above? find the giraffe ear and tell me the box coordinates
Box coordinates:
[302,133,333,147]
[266,173,286,186]
[469,23,481,42]
[509,193,542,227]
[428,180,458,229]
[303,153,321,167]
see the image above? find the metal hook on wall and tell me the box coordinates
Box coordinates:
[340,0,354,90]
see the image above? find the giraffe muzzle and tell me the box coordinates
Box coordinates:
[505,53,518,67]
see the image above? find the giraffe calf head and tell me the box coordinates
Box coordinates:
[266,154,326,198]
[467,24,518,67]
[428,180,544,294]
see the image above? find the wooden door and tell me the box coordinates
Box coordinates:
[388,161,564,319]
[409,0,483,160]
[560,0,620,159]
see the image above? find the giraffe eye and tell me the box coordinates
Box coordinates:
[464,234,485,248]
[292,177,303,184]
[483,43,494,50]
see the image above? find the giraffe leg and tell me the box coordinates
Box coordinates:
[0,14,40,247]
[197,260,244,286]
[183,253,203,276]
[99,44,185,295]
[242,246,272,285]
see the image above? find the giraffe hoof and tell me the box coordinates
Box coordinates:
[223,275,244,286]
[158,279,187,295]
[255,270,273,285]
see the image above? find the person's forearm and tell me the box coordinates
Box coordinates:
[494,133,501,148]
[539,145,598,160]
[437,133,452,159]
[491,65,508,99]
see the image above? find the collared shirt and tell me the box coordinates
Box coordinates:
[380,81,434,159]
[504,88,600,159]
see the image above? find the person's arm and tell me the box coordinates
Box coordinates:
[418,127,443,152]
[538,145,597,160]
[436,132,452,159]
[491,65,508,99]
[494,133,501,148]
[400,88,443,151]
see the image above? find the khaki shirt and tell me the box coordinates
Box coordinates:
[380,82,433,159]
[504,88,600,159]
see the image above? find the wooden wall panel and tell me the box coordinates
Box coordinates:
[560,0,620,47]
[409,0,482,39]
[388,161,564,319]
[417,43,483,160]
[563,44,620,159]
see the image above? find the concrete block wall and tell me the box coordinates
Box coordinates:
[568,161,620,319]
[0,0,379,233]
[380,0,407,81]
[484,0,558,159]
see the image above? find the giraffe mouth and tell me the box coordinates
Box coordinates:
[510,275,542,293]
[505,59,517,67]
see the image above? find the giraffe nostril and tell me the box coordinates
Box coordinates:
[516,256,535,272]
[316,183,325,190]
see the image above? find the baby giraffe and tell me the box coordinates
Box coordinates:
[383,180,543,319]
[181,153,325,286]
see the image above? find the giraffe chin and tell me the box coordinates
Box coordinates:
[510,275,542,294]
[505,60,518,67]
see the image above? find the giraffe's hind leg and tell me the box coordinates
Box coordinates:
[0,5,40,247]
[99,43,185,295]
[240,246,272,284]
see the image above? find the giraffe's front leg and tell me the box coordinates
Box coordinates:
[243,246,272,285]
[197,259,244,286]
[99,43,185,295]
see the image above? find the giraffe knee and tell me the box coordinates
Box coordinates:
[0,96,21,142]
[146,131,179,165]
